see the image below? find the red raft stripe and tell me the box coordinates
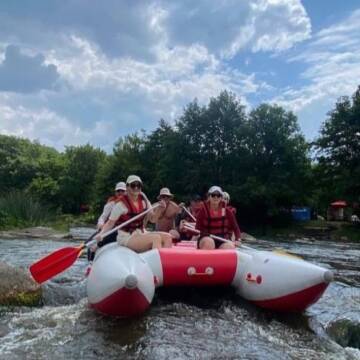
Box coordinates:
[159,248,238,286]
[252,282,329,312]
[90,287,150,317]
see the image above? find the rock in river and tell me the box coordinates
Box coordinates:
[0,261,42,306]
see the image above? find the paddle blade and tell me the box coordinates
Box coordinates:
[30,245,84,284]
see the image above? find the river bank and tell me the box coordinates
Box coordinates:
[249,220,360,243]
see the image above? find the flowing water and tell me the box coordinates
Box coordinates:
[0,234,359,360]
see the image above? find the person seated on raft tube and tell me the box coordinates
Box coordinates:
[148,188,180,235]
[95,175,173,253]
[196,186,241,249]
[97,181,127,230]
[88,181,127,261]
[222,191,236,215]
[97,181,127,246]
[172,194,203,241]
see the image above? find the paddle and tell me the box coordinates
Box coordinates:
[180,205,197,222]
[30,204,159,284]
[182,223,254,249]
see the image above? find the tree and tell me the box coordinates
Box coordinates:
[93,134,145,212]
[241,104,311,225]
[315,86,360,205]
[59,144,106,213]
[176,91,248,195]
[0,135,60,193]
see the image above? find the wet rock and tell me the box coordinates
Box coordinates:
[0,226,68,240]
[69,227,97,241]
[0,261,42,306]
[327,319,360,349]
[0,323,10,337]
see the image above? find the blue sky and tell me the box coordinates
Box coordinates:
[0,0,359,152]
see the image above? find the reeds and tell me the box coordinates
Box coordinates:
[0,190,54,229]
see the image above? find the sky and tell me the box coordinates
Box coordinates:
[0,0,360,152]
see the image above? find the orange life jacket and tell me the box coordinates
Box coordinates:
[202,200,230,238]
[114,194,147,233]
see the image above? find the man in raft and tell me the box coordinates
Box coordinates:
[95,175,173,252]
[149,187,180,233]
[196,186,241,249]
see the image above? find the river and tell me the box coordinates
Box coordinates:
[0,235,359,359]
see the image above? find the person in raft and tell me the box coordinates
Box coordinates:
[88,181,127,261]
[148,187,180,234]
[97,181,127,230]
[222,191,236,215]
[95,175,173,252]
[196,186,241,249]
[173,194,203,241]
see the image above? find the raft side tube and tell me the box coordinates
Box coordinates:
[159,248,238,286]
[232,249,332,312]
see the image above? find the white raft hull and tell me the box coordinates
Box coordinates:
[87,242,332,317]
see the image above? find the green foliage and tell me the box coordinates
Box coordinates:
[315,86,360,206]
[0,135,60,193]
[241,104,312,219]
[0,190,54,229]
[0,87,359,237]
[59,144,106,213]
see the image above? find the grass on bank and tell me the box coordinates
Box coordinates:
[0,190,96,232]
[0,191,55,230]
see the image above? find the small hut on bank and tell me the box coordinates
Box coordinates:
[327,200,347,221]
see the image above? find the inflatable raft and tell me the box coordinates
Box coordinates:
[87,241,333,317]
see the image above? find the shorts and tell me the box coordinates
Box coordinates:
[117,228,146,247]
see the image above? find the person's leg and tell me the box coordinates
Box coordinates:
[198,236,215,250]
[152,231,173,248]
[126,233,162,252]
[219,241,235,249]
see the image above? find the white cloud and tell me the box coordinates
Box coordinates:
[0,0,312,150]
[0,34,269,150]
[161,0,310,59]
[272,9,360,115]
[46,35,266,114]
[0,102,85,147]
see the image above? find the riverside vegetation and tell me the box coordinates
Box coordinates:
[0,88,359,241]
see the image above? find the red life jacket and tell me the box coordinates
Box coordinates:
[202,200,230,238]
[114,194,147,233]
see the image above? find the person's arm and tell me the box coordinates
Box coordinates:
[95,202,127,242]
[228,209,241,241]
[97,201,114,229]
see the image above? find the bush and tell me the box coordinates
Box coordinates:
[0,190,54,229]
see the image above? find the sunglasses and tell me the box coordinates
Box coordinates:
[210,193,222,198]
[160,195,171,199]
[129,182,142,189]
[115,190,125,193]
